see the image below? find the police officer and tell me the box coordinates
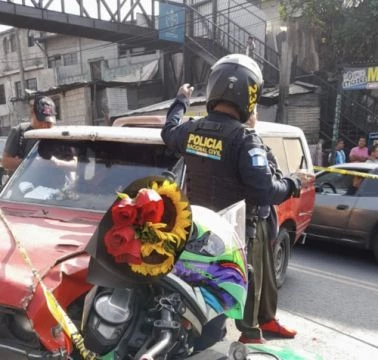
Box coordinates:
[161,54,301,344]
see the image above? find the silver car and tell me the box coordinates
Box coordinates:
[306,162,378,261]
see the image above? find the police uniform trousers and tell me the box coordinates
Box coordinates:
[235,218,277,338]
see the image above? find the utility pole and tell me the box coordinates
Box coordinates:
[276,23,293,124]
[330,75,343,165]
[15,28,26,98]
[15,28,29,125]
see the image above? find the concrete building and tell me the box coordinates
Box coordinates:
[0,26,162,134]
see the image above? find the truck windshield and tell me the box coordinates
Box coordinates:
[0,139,183,212]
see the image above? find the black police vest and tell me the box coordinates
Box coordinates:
[182,117,252,212]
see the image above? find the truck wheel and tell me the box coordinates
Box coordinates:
[274,228,291,288]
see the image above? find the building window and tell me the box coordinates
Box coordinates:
[63,52,78,66]
[130,47,155,57]
[15,81,22,98]
[15,78,37,98]
[3,38,9,54]
[0,84,6,105]
[48,55,62,68]
[9,34,16,52]
[28,34,35,47]
[26,78,37,91]
[118,44,128,57]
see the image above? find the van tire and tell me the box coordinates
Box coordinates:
[274,228,290,288]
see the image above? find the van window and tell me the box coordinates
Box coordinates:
[261,137,289,175]
[283,138,307,172]
[262,137,307,175]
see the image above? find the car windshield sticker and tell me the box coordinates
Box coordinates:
[248,148,268,167]
[186,133,223,160]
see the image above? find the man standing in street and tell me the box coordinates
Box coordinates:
[161,54,300,344]
[2,95,56,173]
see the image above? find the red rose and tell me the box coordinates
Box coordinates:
[111,197,137,226]
[139,201,165,223]
[104,226,141,264]
[135,189,164,223]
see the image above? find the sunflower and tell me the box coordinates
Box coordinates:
[129,180,192,277]
[151,180,192,246]
[103,178,192,278]
[130,241,175,276]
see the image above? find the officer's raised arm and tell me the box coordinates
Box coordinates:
[161,83,194,152]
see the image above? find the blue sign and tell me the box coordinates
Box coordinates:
[159,3,185,44]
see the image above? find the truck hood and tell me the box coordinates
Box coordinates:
[0,204,101,309]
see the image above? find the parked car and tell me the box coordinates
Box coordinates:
[305,162,378,261]
[113,116,316,287]
[0,124,185,359]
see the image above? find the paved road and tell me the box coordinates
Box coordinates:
[226,241,378,360]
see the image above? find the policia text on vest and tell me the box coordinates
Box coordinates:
[186,133,223,160]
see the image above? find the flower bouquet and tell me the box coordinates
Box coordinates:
[85,176,192,285]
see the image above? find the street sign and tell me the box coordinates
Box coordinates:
[159,3,185,44]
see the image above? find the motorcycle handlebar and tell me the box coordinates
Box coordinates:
[138,309,174,360]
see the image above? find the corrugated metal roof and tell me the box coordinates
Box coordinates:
[262,81,319,99]
[112,96,207,118]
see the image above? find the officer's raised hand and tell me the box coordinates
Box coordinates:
[177,83,194,99]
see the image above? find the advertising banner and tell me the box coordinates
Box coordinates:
[159,3,185,44]
[342,66,378,90]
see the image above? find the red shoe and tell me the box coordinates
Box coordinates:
[260,319,297,338]
[238,334,266,344]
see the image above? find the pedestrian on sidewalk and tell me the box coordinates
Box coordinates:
[349,136,368,162]
[328,139,346,165]
[366,143,378,164]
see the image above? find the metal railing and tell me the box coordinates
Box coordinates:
[184,4,280,85]
[295,72,377,148]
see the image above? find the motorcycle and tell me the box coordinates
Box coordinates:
[81,176,321,360]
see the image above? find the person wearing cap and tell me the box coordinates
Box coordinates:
[2,95,56,173]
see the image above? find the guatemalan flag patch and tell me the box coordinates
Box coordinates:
[248,148,268,167]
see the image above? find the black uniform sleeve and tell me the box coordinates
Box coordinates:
[238,134,293,205]
[265,145,284,180]
[161,95,190,153]
[3,126,21,157]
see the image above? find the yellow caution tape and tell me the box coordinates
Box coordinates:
[0,210,99,360]
[314,166,378,179]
